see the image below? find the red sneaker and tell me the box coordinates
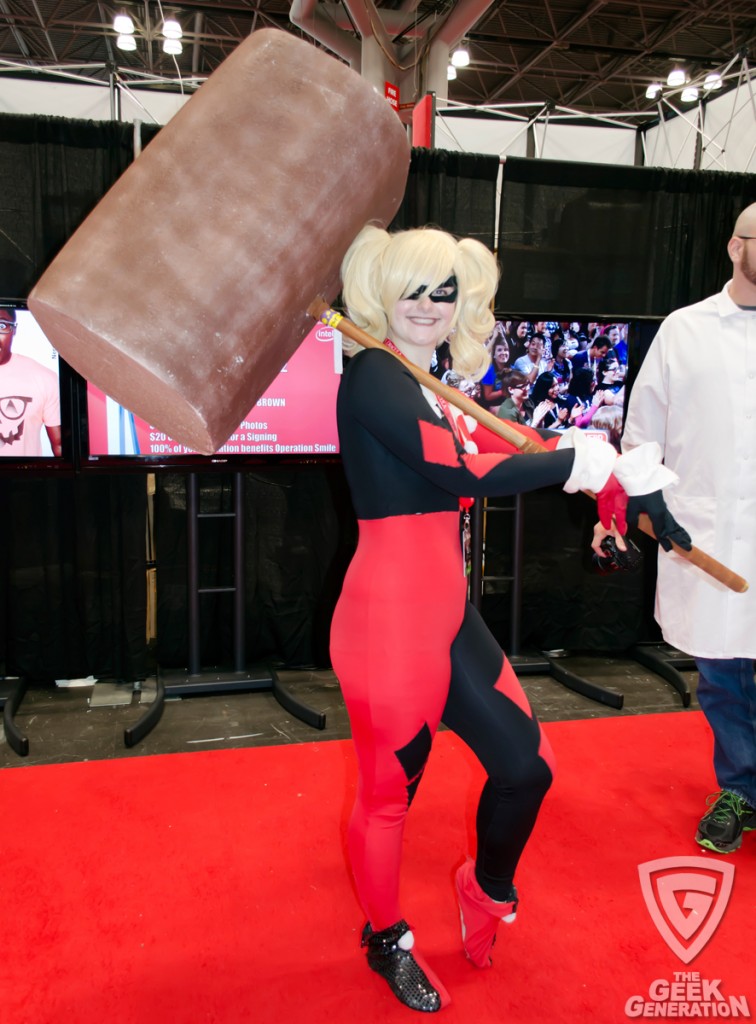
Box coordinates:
[455,857,518,968]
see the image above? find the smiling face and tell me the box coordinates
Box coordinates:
[0,307,17,365]
[527,337,544,360]
[389,289,457,364]
[509,379,529,406]
[492,340,510,369]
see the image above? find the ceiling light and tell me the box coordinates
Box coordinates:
[113,12,134,34]
[703,73,722,91]
[667,68,686,87]
[447,64,457,81]
[645,83,662,99]
[681,86,699,103]
[451,42,470,69]
[116,33,137,51]
[162,16,183,40]
[163,38,183,55]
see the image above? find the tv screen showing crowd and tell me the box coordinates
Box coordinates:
[1,303,629,463]
[433,318,629,450]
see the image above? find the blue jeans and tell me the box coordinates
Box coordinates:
[695,658,756,809]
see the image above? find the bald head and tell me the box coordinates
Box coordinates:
[727,203,756,304]
[732,203,756,241]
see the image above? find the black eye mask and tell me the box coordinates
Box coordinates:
[405,275,458,303]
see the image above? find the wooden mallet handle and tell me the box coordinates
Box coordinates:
[633,514,747,592]
[309,298,748,595]
[308,297,544,454]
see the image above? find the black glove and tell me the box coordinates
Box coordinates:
[627,490,692,552]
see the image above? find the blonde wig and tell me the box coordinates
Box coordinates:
[340,224,499,381]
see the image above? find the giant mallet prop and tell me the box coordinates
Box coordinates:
[309,298,748,595]
[28,30,411,456]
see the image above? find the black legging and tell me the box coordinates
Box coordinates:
[444,601,554,900]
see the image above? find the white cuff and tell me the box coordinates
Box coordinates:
[612,442,678,496]
[557,427,617,494]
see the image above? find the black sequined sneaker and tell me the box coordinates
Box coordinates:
[695,790,756,854]
[361,920,450,1012]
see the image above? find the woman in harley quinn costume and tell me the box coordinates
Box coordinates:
[330,224,688,1013]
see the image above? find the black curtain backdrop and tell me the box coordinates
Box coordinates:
[0,113,138,301]
[481,487,650,655]
[497,156,756,317]
[2,108,752,675]
[390,147,500,248]
[154,466,355,671]
[0,113,149,684]
[0,475,147,682]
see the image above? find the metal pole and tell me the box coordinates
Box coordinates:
[469,499,484,610]
[232,472,245,672]
[187,474,201,675]
[510,493,525,656]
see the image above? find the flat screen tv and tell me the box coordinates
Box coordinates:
[432,315,659,451]
[78,321,342,470]
[0,301,75,473]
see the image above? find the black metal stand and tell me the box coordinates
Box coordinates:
[470,495,624,708]
[470,497,694,709]
[629,642,693,707]
[125,472,326,747]
[0,676,29,756]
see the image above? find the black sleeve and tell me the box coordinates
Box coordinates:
[342,349,575,499]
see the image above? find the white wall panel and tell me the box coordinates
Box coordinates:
[0,76,190,124]
[643,108,699,168]
[534,122,637,164]
[434,113,528,157]
[0,77,112,119]
[699,88,756,173]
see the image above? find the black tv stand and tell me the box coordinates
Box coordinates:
[0,676,29,756]
[125,471,326,747]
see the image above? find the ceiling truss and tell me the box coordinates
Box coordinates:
[0,0,753,124]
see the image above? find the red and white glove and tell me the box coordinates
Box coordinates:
[557,427,617,494]
[595,473,628,534]
[557,430,678,505]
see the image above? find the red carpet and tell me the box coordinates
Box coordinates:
[1,711,753,1024]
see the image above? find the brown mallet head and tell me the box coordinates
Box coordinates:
[29,29,410,454]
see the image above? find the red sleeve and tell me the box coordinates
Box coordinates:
[463,416,563,455]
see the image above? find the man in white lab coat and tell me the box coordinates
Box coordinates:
[622,203,756,854]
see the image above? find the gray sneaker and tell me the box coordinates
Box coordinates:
[695,790,756,854]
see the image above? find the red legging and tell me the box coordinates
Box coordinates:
[330,511,554,931]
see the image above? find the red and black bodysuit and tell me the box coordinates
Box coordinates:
[330,345,578,932]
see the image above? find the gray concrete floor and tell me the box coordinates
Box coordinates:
[0,646,699,769]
